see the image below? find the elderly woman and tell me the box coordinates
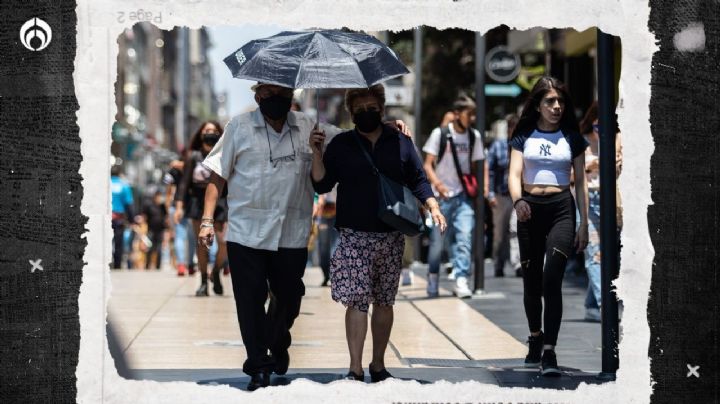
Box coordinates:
[310,84,446,382]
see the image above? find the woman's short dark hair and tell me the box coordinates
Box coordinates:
[579,100,619,135]
[345,84,386,113]
[189,120,223,151]
[513,76,579,138]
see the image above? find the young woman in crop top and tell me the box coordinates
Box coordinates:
[507,77,589,376]
[175,121,229,297]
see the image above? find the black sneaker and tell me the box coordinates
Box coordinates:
[540,349,561,377]
[524,331,543,367]
[247,371,270,391]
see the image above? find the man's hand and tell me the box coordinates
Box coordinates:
[488,197,498,208]
[385,120,412,139]
[198,225,214,250]
[436,183,450,200]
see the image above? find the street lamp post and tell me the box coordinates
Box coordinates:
[597,29,620,381]
[473,31,486,294]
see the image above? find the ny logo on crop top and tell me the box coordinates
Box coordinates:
[509,128,588,187]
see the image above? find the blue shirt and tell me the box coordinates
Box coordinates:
[487,139,510,198]
[312,126,434,233]
[111,175,134,215]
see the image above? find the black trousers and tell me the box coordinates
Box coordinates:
[146,229,164,269]
[226,242,307,375]
[111,218,125,269]
[517,189,576,346]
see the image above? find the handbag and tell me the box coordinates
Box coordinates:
[352,131,425,236]
[448,137,479,198]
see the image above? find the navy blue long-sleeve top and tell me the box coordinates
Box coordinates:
[312,125,434,233]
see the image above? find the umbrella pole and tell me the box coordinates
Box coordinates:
[315,88,320,128]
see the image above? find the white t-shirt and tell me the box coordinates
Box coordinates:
[422,123,484,198]
[202,109,341,250]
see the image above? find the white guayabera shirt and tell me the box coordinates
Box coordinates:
[203,109,341,251]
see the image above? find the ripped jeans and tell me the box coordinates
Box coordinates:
[516,189,576,346]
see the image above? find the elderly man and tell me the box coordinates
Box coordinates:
[198,83,408,390]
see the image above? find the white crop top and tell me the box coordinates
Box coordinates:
[519,129,572,186]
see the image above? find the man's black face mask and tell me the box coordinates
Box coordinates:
[259,94,292,120]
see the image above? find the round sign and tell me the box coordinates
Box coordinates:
[485,46,520,83]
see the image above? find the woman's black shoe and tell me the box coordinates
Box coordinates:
[211,267,223,295]
[195,282,209,297]
[343,371,364,381]
[524,331,544,367]
[540,349,561,377]
[247,371,270,391]
[369,367,393,383]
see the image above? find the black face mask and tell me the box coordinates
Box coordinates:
[353,110,382,133]
[202,132,220,146]
[259,94,292,120]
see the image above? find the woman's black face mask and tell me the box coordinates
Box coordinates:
[259,94,292,120]
[202,132,220,146]
[353,110,382,133]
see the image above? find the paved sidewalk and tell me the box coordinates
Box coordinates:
[108,260,610,391]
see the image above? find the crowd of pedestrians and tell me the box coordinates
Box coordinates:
[110,74,620,388]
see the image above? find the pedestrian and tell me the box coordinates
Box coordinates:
[143,190,168,270]
[422,95,485,298]
[163,151,193,276]
[310,84,446,382]
[196,82,411,391]
[487,114,519,277]
[578,101,623,322]
[174,121,229,296]
[508,76,589,376]
[111,164,135,270]
[315,188,339,287]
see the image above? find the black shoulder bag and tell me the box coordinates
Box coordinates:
[352,131,425,236]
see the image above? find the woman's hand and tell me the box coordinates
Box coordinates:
[431,207,447,234]
[173,207,183,225]
[198,225,214,250]
[575,222,589,253]
[514,199,532,222]
[310,128,326,156]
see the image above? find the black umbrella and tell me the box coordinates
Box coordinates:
[223,30,409,89]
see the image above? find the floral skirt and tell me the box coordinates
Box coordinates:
[330,228,404,312]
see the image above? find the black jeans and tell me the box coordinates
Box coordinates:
[226,242,307,375]
[517,189,576,346]
[111,218,125,269]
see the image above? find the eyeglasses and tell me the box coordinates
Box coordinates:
[592,124,600,132]
[264,121,296,168]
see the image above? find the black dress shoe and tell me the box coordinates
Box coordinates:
[344,371,364,381]
[247,372,270,391]
[272,349,289,375]
[369,367,393,383]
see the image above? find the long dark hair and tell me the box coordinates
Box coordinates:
[188,120,224,152]
[512,76,579,138]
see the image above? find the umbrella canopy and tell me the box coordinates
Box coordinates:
[223,30,410,89]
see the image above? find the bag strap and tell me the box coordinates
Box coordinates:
[437,126,450,164]
[351,130,379,176]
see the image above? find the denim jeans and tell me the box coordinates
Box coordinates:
[428,194,475,279]
[585,190,602,309]
[170,207,189,267]
[316,215,338,281]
